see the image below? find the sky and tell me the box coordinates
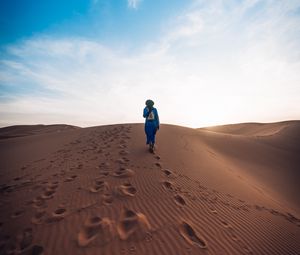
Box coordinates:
[0,0,300,128]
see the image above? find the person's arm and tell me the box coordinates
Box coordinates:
[143,107,149,118]
[156,109,160,129]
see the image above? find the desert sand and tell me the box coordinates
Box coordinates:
[0,121,299,255]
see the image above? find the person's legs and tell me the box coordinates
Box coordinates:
[152,133,156,144]
[145,123,156,152]
[149,124,156,152]
[145,124,151,144]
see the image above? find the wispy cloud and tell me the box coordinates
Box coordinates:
[0,37,174,126]
[127,0,142,10]
[1,0,300,127]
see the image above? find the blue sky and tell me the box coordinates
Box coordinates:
[0,0,189,47]
[0,0,300,127]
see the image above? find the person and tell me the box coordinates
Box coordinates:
[143,99,160,153]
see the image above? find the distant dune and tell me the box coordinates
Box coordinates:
[0,124,79,139]
[200,120,299,136]
[0,121,299,254]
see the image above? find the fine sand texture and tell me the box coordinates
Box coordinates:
[0,121,299,255]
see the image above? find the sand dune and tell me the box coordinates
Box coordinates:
[0,124,79,139]
[198,121,300,211]
[0,122,299,254]
[200,120,299,136]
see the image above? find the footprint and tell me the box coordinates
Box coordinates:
[117,207,151,241]
[46,208,67,223]
[19,228,33,251]
[113,168,134,178]
[102,194,113,205]
[11,209,25,218]
[209,208,218,214]
[89,181,108,193]
[119,150,129,155]
[155,162,162,168]
[41,189,55,199]
[269,209,280,216]
[53,208,67,217]
[163,169,173,177]
[221,220,230,228]
[78,216,113,247]
[95,179,106,186]
[119,183,137,197]
[32,197,47,208]
[31,210,46,224]
[179,221,207,249]
[47,183,59,190]
[120,140,127,145]
[99,171,109,177]
[64,175,77,182]
[174,194,186,206]
[116,158,125,164]
[122,157,130,162]
[0,184,14,193]
[162,181,174,191]
[284,213,300,226]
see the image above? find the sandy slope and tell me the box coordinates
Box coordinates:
[198,121,300,212]
[0,122,299,255]
[0,124,79,139]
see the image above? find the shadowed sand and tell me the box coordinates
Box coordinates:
[0,121,299,254]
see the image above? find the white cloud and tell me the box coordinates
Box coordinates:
[1,0,300,128]
[127,0,142,10]
[0,37,176,127]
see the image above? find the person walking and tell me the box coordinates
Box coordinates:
[143,99,160,153]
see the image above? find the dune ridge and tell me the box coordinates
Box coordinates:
[0,122,299,254]
[0,124,79,139]
[200,120,299,136]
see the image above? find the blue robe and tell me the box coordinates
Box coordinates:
[143,107,160,144]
